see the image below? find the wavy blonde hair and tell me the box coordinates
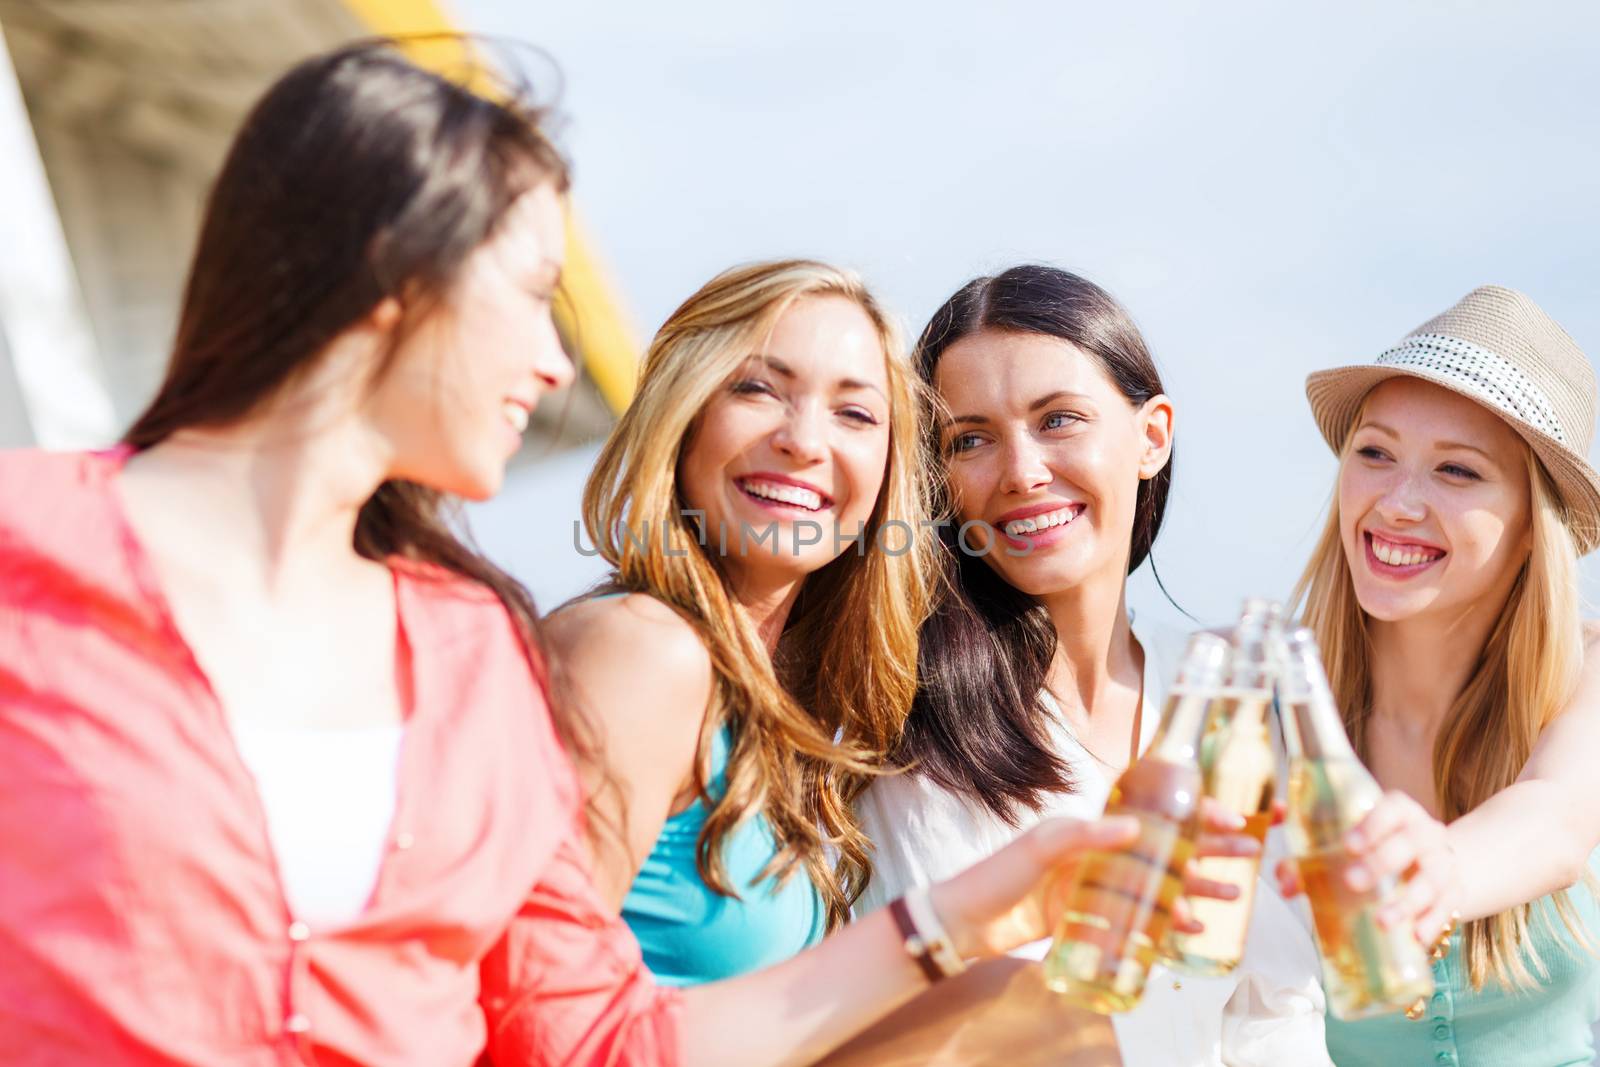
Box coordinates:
[580,259,933,926]
[1294,420,1596,990]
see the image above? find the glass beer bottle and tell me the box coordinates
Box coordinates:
[1043,632,1228,1013]
[1164,599,1280,974]
[1279,627,1434,1019]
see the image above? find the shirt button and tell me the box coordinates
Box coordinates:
[285,1013,311,1035]
[1432,991,1448,1006]
[1435,1053,1455,1065]
[287,921,311,943]
[395,831,415,851]
[1433,1024,1450,1040]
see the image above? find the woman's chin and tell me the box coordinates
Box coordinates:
[1352,584,1439,624]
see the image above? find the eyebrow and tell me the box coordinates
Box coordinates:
[947,391,1094,426]
[1359,421,1499,463]
[748,354,887,400]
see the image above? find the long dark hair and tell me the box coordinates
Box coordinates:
[123,40,567,657]
[894,265,1174,822]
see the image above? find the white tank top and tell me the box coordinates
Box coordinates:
[232,722,405,929]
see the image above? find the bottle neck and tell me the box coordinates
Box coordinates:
[1281,685,1358,761]
[1145,683,1215,765]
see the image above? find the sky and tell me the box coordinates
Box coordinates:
[458,0,1600,625]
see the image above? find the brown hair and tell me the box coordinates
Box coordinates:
[897,265,1174,822]
[123,40,567,653]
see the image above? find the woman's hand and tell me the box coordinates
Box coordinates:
[1275,788,1461,945]
[929,816,1140,960]
[1168,797,1279,933]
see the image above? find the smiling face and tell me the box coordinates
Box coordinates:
[677,294,892,587]
[935,329,1172,597]
[368,181,574,500]
[1338,377,1533,623]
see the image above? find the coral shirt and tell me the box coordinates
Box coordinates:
[0,448,681,1066]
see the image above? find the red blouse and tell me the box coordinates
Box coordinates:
[0,448,681,1066]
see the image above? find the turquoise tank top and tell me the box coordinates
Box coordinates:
[621,723,826,986]
[1327,851,1600,1066]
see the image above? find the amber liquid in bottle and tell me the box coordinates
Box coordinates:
[1280,629,1434,1020]
[1044,634,1227,1013]
[1166,686,1275,974]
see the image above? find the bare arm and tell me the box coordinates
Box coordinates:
[1443,623,1600,911]
[1280,624,1600,942]
[811,955,1121,1067]
[543,594,712,908]
[676,816,1138,1067]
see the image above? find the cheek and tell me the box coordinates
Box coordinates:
[1450,505,1518,572]
[679,404,756,509]
[944,460,991,522]
[1053,436,1128,516]
[839,433,891,517]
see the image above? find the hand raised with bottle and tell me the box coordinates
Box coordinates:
[1276,788,1461,947]
[1171,796,1283,935]
[930,815,1143,960]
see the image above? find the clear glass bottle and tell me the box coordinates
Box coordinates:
[1164,599,1281,974]
[1043,632,1228,1013]
[1279,627,1434,1019]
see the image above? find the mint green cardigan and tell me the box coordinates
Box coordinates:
[1327,852,1600,1066]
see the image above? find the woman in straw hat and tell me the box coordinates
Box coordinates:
[1287,284,1600,1064]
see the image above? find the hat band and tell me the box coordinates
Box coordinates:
[1374,333,1567,445]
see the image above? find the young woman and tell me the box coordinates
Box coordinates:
[0,44,1145,1067]
[1284,284,1600,1065]
[544,259,931,980]
[847,265,1330,1067]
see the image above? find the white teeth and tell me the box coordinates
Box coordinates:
[1005,506,1080,538]
[740,479,823,511]
[1371,535,1441,567]
[502,401,530,434]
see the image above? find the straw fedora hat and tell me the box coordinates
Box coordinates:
[1305,284,1600,554]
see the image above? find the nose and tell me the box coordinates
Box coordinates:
[770,399,827,465]
[1373,468,1428,526]
[998,435,1052,496]
[531,319,575,393]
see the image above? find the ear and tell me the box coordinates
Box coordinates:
[365,295,404,335]
[1136,393,1174,480]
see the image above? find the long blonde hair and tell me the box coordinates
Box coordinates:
[580,260,933,926]
[1295,427,1595,989]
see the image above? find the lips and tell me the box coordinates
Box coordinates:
[990,500,1086,552]
[1363,530,1446,578]
[1002,504,1084,539]
[735,474,832,513]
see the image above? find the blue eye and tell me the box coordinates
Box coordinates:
[1356,445,1389,461]
[1440,463,1481,481]
[948,432,983,454]
[1042,411,1081,431]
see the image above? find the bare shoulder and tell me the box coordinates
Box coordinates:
[544,593,713,727]
[546,594,710,679]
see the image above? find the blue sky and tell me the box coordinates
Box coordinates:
[460,0,1600,623]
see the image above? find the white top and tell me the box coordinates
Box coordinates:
[232,722,405,929]
[856,614,1331,1067]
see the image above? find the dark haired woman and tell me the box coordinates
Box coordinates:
[852,266,1330,1066]
[0,46,1152,1067]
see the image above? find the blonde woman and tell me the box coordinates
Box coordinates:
[545,259,932,982]
[1286,285,1600,1065]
